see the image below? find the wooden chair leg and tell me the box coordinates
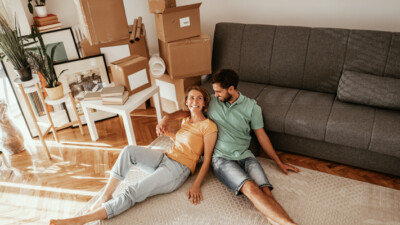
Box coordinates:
[18,83,52,160]
[35,83,59,143]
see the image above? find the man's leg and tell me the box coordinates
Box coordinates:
[212,157,296,225]
[241,181,295,225]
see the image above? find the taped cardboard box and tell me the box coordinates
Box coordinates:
[148,0,176,13]
[111,55,152,96]
[159,33,211,79]
[154,3,201,42]
[150,74,201,113]
[74,0,129,45]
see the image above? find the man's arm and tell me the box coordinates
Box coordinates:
[253,128,300,175]
[156,110,190,136]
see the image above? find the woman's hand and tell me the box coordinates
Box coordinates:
[278,162,300,175]
[187,185,203,205]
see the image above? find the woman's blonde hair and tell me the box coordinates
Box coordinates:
[183,86,210,113]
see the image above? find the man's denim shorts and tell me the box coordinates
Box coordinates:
[212,156,273,195]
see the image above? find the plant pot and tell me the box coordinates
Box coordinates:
[45,82,64,100]
[35,6,47,17]
[14,65,33,82]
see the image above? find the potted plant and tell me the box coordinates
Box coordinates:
[27,0,47,17]
[27,25,66,100]
[0,14,33,81]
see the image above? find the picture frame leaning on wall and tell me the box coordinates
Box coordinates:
[53,54,116,126]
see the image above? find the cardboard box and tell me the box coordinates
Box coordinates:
[148,0,176,13]
[74,0,129,45]
[81,36,149,63]
[159,33,211,79]
[111,55,152,96]
[154,3,201,42]
[150,74,201,112]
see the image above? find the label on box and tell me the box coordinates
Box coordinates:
[179,17,190,28]
[128,69,149,91]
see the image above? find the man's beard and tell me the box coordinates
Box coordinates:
[221,94,232,102]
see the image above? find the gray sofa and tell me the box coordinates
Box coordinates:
[203,22,400,176]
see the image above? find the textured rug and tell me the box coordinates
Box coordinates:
[77,136,400,225]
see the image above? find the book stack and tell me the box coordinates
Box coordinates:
[33,14,62,32]
[100,86,129,105]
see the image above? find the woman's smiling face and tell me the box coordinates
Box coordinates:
[186,89,205,113]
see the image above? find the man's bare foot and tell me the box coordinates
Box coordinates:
[86,194,112,213]
[49,218,83,225]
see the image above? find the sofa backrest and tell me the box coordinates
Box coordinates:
[212,23,400,94]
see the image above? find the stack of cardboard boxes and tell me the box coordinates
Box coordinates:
[74,0,152,108]
[149,0,212,113]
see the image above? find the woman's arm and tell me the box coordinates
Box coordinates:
[187,131,217,205]
[156,110,190,136]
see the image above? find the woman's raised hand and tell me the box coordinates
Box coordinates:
[187,185,203,205]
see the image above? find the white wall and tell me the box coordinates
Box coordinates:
[40,0,399,55]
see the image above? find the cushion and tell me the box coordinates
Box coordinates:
[337,70,400,110]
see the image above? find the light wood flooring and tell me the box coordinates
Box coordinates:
[0,108,399,225]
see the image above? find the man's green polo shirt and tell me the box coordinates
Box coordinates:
[207,93,264,160]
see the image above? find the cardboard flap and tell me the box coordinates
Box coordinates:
[111,55,146,66]
[162,2,201,14]
[167,33,210,46]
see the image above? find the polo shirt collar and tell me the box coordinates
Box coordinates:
[225,92,244,108]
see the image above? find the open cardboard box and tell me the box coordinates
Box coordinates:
[148,0,176,13]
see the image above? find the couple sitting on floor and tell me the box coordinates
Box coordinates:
[50,69,299,225]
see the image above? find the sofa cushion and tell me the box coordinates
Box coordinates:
[302,28,349,94]
[344,30,392,76]
[212,23,244,75]
[325,99,375,150]
[284,90,335,141]
[256,85,299,133]
[239,24,275,84]
[337,70,400,110]
[385,33,400,78]
[269,26,310,89]
[369,109,400,158]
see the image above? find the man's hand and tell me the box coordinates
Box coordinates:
[278,163,300,175]
[156,118,169,136]
[187,185,203,205]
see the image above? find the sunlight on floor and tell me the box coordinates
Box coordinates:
[0,181,98,196]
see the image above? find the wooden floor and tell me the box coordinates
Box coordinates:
[0,108,399,225]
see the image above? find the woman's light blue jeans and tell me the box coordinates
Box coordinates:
[103,145,190,218]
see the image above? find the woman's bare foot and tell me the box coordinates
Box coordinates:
[86,194,113,213]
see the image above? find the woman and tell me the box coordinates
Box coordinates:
[50,86,218,225]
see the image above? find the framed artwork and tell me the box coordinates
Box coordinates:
[53,54,115,125]
[24,27,80,63]
[2,27,81,138]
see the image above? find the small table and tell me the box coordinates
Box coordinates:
[80,85,163,145]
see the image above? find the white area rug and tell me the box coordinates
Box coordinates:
[78,136,400,225]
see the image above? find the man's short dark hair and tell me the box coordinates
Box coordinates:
[211,69,239,89]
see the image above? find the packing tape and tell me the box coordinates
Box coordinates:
[149,55,166,78]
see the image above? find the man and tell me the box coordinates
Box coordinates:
[157,69,299,225]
